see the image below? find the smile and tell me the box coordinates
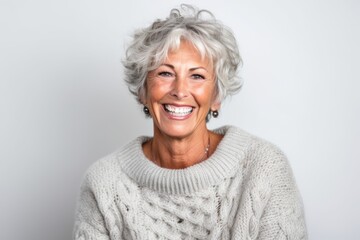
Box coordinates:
[163,104,193,117]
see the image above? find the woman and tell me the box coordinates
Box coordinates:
[73,5,307,240]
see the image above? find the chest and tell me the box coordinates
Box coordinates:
[110,174,244,239]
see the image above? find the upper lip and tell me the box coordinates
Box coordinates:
[163,103,195,108]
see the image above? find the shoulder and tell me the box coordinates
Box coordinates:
[216,125,292,182]
[237,129,297,194]
[214,125,286,157]
[81,151,122,193]
[81,136,146,190]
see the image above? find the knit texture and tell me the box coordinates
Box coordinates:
[73,126,307,239]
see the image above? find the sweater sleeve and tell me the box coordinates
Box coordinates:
[256,144,307,240]
[73,174,111,240]
[231,140,307,240]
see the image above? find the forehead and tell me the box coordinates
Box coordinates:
[164,41,213,68]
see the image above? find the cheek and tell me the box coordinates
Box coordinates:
[147,80,172,102]
[193,84,216,104]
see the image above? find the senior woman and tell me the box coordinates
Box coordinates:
[73,5,307,240]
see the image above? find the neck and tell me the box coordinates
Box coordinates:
[148,128,211,169]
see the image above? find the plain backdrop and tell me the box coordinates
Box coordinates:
[1,0,359,239]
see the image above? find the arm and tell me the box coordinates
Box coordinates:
[232,142,307,239]
[257,150,307,240]
[252,142,307,240]
[73,176,111,240]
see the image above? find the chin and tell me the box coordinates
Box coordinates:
[158,125,192,138]
[154,119,206,139]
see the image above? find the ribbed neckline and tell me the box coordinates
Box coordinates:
[118,126,250,195]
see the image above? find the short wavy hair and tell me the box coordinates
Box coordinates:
[123,4,242,104]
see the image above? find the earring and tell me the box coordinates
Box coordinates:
[212,110,219,118]
[143,106,150,116]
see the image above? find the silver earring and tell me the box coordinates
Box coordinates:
[212,110,219,118]
[143,106,150,116]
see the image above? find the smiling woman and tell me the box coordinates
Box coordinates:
[73,4,307,240]
[142,41,222,168]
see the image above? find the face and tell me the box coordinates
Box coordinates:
[142,41,220,139]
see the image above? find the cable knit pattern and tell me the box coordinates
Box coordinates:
[73,126,307,239]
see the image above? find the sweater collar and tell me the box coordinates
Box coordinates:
[118,126,250,195]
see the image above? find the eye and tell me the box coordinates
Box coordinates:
[191,74,205,80]
[158,71,174,77]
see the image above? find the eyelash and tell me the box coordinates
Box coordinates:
[158,72,205,80]
[191,74,205,80]
[158,71,174,77]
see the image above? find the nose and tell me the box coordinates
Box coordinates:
[170,75,189,99]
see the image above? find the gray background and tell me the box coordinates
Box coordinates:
[1,0,359,239]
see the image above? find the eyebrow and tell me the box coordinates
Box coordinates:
[161,64,209,72]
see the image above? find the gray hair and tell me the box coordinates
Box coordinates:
[123,4,242,104]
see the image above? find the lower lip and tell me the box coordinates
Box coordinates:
[162,106,193,120]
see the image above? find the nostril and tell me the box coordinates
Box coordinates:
[170,86,189,99]
[170,89,188,99]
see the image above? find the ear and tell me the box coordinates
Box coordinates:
[210,100,221,112]
[210,83,221,111]
[139,96,146,105]
[139,87,147,105]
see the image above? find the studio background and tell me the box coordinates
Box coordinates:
[1,0,359,239]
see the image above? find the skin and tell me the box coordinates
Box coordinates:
[142,40,223,169]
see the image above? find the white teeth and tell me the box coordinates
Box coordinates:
[164,105,193,116]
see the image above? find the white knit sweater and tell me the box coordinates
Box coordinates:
[73,126,307,239]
